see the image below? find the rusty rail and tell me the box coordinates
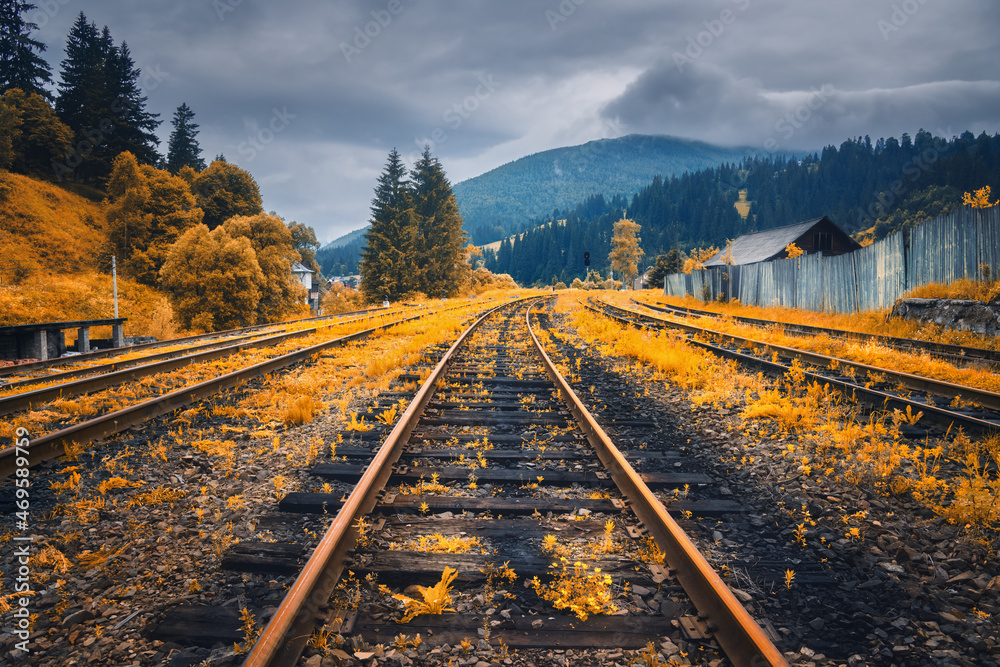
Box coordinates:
[0,305,393,378]
[241,299,519,667]
[0,309,402,416]
[632,297,1000,365]
[590,299,1000,433]
[0,308,438,479]
[526,300,787,667]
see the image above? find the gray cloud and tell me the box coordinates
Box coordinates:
[28,0,1000,243]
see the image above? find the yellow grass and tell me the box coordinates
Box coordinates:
[637,292,1000,351]
[733,189,751,219]
[558,296,1000,538]
[0,171,106,275]
[905,278,1000,303]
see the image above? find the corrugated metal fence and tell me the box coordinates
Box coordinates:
[664,205,1000,312]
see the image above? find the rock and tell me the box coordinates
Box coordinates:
[63,609,95,627]
[731,588,753,603]
[303,656,323,667]
[809,617,825,631]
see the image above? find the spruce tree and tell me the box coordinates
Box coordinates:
[103,39,160,164]
[410,146,468,297]
[360,148,416,302]
[55,13,160,181]
[0,1,53,100]
[166,103,206,173]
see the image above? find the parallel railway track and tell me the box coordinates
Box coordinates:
[0,306,393,380]
[0,307,418,416]
[242,297,785,667]
[0,305,446,477]
[633,297,1000,367]
[590,298,1000,434]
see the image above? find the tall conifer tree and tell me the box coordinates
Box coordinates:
[410,146,468,297]
[360,148,416,302]
[166,103,206,173]
[55,12,160,181]
[0,1,53,100]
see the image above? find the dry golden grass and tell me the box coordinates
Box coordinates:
[634,291,1000,351]
[905,278,1000,303]
[0,171,106,276]
[560,296,1000,538]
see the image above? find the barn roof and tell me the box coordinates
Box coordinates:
[703,217,831,266]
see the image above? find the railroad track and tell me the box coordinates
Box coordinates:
[0,307,419,416]
[238,297,785,667]
[0,305,449,477]
[632,296,1000,368]
[590,298,1000,434]
[0,305,393,384]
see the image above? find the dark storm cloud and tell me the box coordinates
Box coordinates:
[28,0,1000,242]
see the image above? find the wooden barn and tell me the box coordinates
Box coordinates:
[703,216,860,267]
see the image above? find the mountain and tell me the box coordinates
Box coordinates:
[452,134,765,244]
[315,134,768,274]
[323,227,368,249]
[484,130,1000,287]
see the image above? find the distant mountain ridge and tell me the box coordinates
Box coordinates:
[452,134,764,244]
[316,134,765,274]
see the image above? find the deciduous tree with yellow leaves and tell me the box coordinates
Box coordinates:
[104,151,204,285]
[609,217,643,288]
[159,224,265,332]
[963,186,998,209]
[785,242,805,258]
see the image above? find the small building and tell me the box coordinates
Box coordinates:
[291,262,319,311]
[703,216,860,267]
[291,262,314,291]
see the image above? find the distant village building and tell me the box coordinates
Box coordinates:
[291,261,314,291]
[703,216,860,267]
[291,261,319,311]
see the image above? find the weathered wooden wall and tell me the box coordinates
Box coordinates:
[664,205,1000,313]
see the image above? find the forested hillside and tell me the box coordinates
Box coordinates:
[316,228,366,277]
[485,130,1000,286]
[453,134,762,244]
[316,134,762,274]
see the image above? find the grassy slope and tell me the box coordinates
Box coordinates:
[0,171,174,338]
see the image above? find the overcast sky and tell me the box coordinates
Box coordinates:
[31,0,1000,243]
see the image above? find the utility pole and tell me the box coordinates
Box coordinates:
[112,256,119,318]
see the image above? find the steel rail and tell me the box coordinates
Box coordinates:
[241,298,524,667]
[634,297,1000,365]
[0,308,437,479]
[605,299,1000,412]
[0,309,399,416]
[587,300,1000,434]
[0,305,393,378]
[526,300,787,667]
